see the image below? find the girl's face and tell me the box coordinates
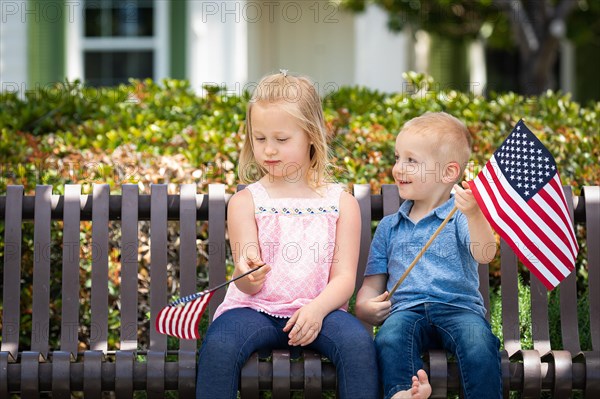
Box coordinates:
[392,130,445,200]
[250,102,312,182]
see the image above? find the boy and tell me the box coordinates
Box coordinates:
[356,112,501,399]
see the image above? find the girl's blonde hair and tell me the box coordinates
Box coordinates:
[239,72,330,186]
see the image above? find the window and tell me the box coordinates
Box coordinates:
[67,0,168,87]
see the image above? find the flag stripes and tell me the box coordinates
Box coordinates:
[471,145,578,290]
[155,291,214,340]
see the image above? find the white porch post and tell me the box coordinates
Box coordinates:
[188,0,249,95]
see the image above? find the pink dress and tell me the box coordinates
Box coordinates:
[214,181,346,319]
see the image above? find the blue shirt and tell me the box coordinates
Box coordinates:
[365,195,486,318]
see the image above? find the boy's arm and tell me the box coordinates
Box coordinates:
[356,274,391,326]
[227,189,271,295]
[454,181,497,264]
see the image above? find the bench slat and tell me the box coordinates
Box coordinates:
[0,345,10,396]
[241,352,260,398]
[150,184,168,351]
[179,184,199,351]
[559,186,581,355]
[304,350,322,397]
[355,184,371,292]
[208,184,226,320]
[1,185,23,360]
[178,185,200,397]
[51,350,72,398]
[83,350,103,398]
[61,185,81,357]
[381,184,401,217]
[115,350,134,397]
[500,239,521,357]
[120,184,139,351]
[272,350,291,397]
[479,262,491,323]
[147,350,166,397]
[31,186,52,356]
[584,186,600,351]
[531,275,551,355]
[21,351,41,398]
[91,184,109,352]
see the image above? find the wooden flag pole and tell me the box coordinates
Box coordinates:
[385,206,458,301]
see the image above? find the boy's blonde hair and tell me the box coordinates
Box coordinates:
[399,112,472,178]
[239,72,329,186]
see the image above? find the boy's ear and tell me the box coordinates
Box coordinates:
[442,161,461,183]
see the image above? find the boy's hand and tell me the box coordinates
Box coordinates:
[357,291,392,326]
[453,181,480,218]
[283,303,326,346]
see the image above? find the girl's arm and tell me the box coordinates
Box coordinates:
[454,181,497,264]
[227,189,271,295]
[284,191,361,346]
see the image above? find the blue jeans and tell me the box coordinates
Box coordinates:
[375,303,501,399]
[196,308,380,398]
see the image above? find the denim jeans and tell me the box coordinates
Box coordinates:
[196,308,380,399]
[375,303,501,399]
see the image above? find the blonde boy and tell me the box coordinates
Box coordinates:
[356,112,502,399]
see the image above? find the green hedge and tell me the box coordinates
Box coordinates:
[0,73,597,355]
[2,73,598,193]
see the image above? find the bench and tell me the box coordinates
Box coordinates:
[0,183,598,398]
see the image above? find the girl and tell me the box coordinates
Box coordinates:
[196,71,379,398]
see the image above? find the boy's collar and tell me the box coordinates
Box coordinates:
[396,195,456,222]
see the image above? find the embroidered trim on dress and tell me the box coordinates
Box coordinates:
[255,205,339,215]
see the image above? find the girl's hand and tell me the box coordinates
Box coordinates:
[453,181,480,218]
[233,258,271,294]
[283,303,326,346]
[357,291,391,326]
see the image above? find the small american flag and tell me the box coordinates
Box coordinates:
[156,290,215,340]
[469,120,578,290]
[155,264,266,339]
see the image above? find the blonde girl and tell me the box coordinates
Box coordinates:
[196,72,379,398]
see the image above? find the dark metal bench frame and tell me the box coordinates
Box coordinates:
[1,184,598,398]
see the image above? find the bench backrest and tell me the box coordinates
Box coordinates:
[1,184,598,360]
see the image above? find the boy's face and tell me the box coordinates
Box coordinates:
[392,130,449,200]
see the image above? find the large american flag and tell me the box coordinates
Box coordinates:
[469,120,578,290]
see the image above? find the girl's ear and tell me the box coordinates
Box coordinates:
[442,161,461,183]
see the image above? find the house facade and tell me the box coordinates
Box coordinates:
[1,1,589,100]
[1,0,412,96]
